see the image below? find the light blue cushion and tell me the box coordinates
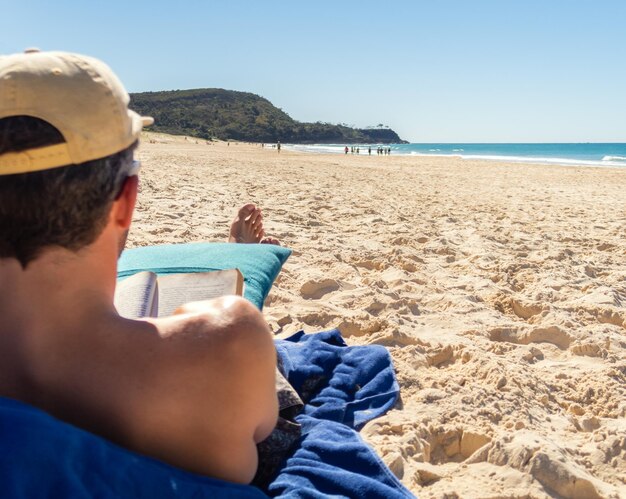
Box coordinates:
[117,243,291,310]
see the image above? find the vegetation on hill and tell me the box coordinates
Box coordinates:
[129,89,405,144]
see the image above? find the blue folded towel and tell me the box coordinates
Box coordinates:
[270,330,413,498]
[270,416,410,498]
[0,330,412,498]
[275,329,400,430]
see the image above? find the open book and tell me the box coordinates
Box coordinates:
[114,269,244,319]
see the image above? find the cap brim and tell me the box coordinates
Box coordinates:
[129,110,154,142]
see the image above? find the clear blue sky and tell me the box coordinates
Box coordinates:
[2,0,625,142]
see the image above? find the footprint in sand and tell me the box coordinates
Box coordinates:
[510,298,544,320]
[489,325,572,350]
[300,278,340,300]
[570,342,607,358]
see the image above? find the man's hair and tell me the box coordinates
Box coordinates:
[0,116,136,268]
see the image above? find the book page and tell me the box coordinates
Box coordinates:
[114,271,158,319]
[156,269,244,317]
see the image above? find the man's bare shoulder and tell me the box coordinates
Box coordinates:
[116,296,274,405]
[147,295,269,344]
[121,296,276,409]
[107,296,278,482]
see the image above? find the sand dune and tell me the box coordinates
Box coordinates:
[129,133,626,498]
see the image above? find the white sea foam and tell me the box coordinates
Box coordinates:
[287,144,345,154]
[406,152,626,168]
[602,155,626,162]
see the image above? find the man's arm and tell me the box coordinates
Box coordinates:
[132,296,278,484]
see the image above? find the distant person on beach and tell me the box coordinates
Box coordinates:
[0,50,279,485]
[277,141,281,153]
[368,146,371,155]
[345,146,349,154]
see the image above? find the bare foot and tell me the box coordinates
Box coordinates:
[229,204,280,245]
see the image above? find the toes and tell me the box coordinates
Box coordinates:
[248,208,262,224]
[237,203,256,219]
[230,204,258,243]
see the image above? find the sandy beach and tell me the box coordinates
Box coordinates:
[129,134,626,498]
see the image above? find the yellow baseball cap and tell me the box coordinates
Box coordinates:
[0,49,153,175]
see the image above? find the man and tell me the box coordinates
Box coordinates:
[0,49,278,484]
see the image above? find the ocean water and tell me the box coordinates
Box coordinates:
[286,143,626,168]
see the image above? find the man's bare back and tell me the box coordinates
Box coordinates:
[0,199,279,484]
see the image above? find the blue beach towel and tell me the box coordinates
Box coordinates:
[275,330,400,430]
[269,330,412,498]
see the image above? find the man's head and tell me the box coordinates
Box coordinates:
[0,49,152,267]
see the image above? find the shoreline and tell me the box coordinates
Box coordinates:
[284,143,626,169]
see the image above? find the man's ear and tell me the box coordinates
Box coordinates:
[111,176,138,229]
